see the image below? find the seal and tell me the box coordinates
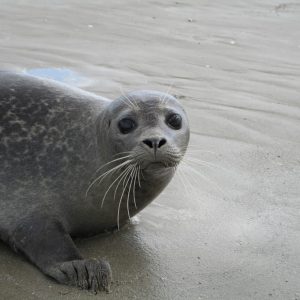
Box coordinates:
[0,71,190,292]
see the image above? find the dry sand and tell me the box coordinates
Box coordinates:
[0,0,300,299]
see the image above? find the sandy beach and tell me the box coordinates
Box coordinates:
[0,0,300,299]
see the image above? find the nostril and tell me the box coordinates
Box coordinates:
[143,139,153,148]
[143,138,167,149]
[158,138,167,148]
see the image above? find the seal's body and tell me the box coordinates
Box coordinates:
[0,71,189,292]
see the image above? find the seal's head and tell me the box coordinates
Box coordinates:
[101,90,189,171]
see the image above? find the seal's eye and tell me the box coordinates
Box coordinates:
[166,113,182,130]
[118,118,137,134]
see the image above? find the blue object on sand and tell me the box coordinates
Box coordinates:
[24,68,87,87]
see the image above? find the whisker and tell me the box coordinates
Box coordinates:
[126,166,136,219]
[119,87,139,110]
[101,164,134,208]
[113,151,133,157]
[94,155,132,174]
[185,149,217,155]
[161,82,174,105]
[132,166,138,209]
[85,159,132,199]
[182,167,195,196]
[181,161,227,196]
[175,167,190,197]
[137,164,141,188]
[113,164,134,200]
[184,157,228,172]
[117,164,136,229]
[119,87,136,110]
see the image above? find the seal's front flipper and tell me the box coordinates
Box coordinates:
[8,213,112,293]
[47,258,111,293]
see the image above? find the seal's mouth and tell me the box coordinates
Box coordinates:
[147,162,165,168]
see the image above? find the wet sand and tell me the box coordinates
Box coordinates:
[1,0,300,299]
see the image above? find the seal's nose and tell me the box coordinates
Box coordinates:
[142,138,167,149]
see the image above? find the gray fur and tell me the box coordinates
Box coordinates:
[0,71,189,292]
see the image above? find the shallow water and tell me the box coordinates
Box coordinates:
[1,1,300,299]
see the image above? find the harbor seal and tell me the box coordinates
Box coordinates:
[0,71,190,292]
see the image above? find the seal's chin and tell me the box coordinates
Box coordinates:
[142,160,177,171]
